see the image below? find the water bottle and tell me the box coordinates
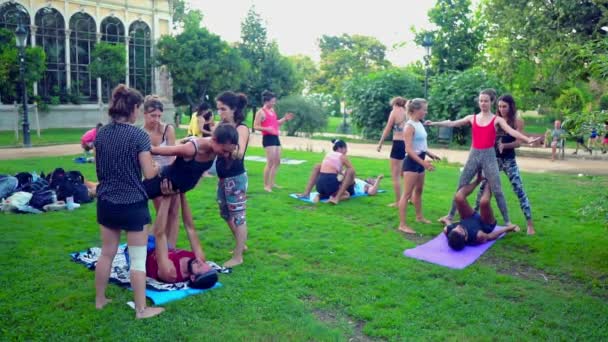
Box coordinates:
[66,196,75,211]
[51,191,57,204]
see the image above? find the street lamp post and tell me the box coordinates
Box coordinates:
[15,24,31,147]
[422,33,434,99]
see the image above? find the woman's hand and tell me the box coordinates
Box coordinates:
[424,120,434,126]
[377,144,382,152]
[284,112,295,121]
[160,178,179,195]
[527,136,541,145]
[422,160,435,171]
[497,141,504,154]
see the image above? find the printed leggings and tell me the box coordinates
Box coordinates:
[474,157,532,221]
[447,147,510,223]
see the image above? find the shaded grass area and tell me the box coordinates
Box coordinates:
[0,148,606,340]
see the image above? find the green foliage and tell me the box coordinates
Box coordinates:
[313,34,391,98]
[344,68,423,139]
[0,28,46,103]
[90,42,126,101]
[555,87,585,115]
[562,110,608,137]
[600,94,608,111]
[275,95,327,136]
[305,93,339,117]
[156,11,249,109]
[287,54,319,94]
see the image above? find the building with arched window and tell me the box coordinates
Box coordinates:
[0,0,174,129]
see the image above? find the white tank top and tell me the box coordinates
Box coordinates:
[406,120,428,154]
[151,124,174,167]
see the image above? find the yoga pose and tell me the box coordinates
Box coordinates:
[94,84,164,319]
[445,172,520,251]
[142,95,180,247]
[145,193,218,289]
[377,97,409,206]
[254,90,295,192]
[474,95,536,235]
[426,89,539,227]
[215,91,250,268]
[397,99,441,234]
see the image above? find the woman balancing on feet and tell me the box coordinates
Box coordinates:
[377,97,408,207]
[425,89,540,228]
[397,99,441,234]
[254,90,295,192]
[473,95,535,235]
[94,84,164,319]
[215,91,251,268]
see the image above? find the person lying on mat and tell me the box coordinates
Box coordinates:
[145,190,218,289]
[444,171,520,251]
[298,163,384,202]
[297,139,356,204]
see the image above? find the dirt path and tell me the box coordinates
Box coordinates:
[1,133,606,175]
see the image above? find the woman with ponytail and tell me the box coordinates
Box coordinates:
[94,84,164,319]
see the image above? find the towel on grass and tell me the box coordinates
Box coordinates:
[245,155,307,165]
[290,179,385,203]
[71,245,228,305]
[403,227,506,269]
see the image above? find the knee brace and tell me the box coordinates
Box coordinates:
[128,245,147,272]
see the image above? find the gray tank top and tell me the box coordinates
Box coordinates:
[406,120,428,153]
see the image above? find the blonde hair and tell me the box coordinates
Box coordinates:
[390,96,407,107]
[143,95,164,113]
[406,98,427,113]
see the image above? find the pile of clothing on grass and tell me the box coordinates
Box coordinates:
[0,168,95,214]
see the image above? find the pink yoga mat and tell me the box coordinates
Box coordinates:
[403,227,505,269]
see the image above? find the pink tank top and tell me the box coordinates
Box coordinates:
[471,114,497,149]
[146,248,194,283]
[261,108,279,136]
[323,151,343,172]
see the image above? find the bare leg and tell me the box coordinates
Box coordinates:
[413,173,431,224]
[329,168,355,205]
[298,164,321,199]
[224,219,248,267]
[389,158,402,206]
[366,174,383,196]
[127,229,164,319]
[454,173,484,220]
[269,146,282,189]
[95,226,120,309]
[478,184,495,225]
[263,146,273,192]
[398,171,418,234]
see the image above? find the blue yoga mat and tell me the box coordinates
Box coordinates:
[142,283,222,305]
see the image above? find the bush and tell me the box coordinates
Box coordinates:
[343,68,423,139]
[599,94,608,111]
[50,96,60,105]
[555,87,585,114]
[305,93,339,116]
[276,95,327,136]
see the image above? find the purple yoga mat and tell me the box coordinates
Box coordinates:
[403,227,505,269]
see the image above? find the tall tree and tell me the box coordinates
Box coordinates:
[156,11,249,110]
[287,54,319,94]
[314,34,390,98]
[90,42,126,101]
[415,0,485,73]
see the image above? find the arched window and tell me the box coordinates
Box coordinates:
[129,21,151,96]
[70,12,96,102]
[0,2,30,31]
[35,7,66,100]
[101,16,124,44]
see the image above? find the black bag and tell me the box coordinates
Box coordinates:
[56,170,92,204]
[30,189,56,210]
[17,177,49,193]
[48,168,66,189]
[14,172,33,188]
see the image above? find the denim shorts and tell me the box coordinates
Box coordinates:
[217,172,248,225]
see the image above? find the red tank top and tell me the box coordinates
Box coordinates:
[471,114,497,149]
[261,108,279,136]
[146,249,195,283]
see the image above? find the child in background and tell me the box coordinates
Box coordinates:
[550,120,565,161]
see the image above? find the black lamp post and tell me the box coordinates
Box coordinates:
[422,33,434,99]
[15,24,31,147]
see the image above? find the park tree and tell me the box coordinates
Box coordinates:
[156,11,249,110]
[0,28,46,104]
[415,0,485,73]
[287,54,319,94]
[90,42,126,102]
[313,34,391,98]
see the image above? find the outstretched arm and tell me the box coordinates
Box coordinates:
[151,142,196,158]
[500,118,524,150]
[476,224,519,244]
[496,117,537,144]
[180,194,205,261]
[425,115,472,128]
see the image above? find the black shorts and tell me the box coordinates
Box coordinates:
[97,199,150,231]
[315,172,355,200]
[403,152,426,173]
[390,140,406,160]
[262,135,281,147]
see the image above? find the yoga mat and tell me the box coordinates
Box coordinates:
[403,227,505,269]
[244,155,307,165]
[71,245,224,305]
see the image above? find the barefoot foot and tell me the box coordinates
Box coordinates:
[95,298,112,309]
[527,225,536,235]
[416,217,432,224]
[223,257,243,268]
[230,245,249,254]
[136,306,165,319]
[387,202,398,207]
[272,184,283,189]
[328,196,339,205]
[264,186,273,192]
[438,216,452,225]
[398,225,416,234]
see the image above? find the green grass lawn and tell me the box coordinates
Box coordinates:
[0,148,606,340]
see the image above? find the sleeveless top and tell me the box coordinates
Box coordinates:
[406,120,428,153]
[164,138,214,192]
[261,108,279,136]
[202,122,212,137]
[471,115,497,149]
[323,151,343,173]
[496,131,516,159]
[151,125,173,167]
[393,120,405,133]
[216,123,249,179]
[146,248,195,283]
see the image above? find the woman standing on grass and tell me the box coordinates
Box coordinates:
[473,95,535,235]
[254,90,294,192]
[215,91,250,268]
[397,99,440,234]
[94,84,164,319]
[426,89,539,228]
[377,97,408,207]
[142,95,180,247]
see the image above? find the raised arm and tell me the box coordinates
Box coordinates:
[377,111,395,151]
[425,115,472,128]
[180,194,205,261]
[476,224,520,244]
[496,117,537,144]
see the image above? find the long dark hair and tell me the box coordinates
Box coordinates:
[213,123,239,145]
[262,90,276,104]
[216,91,248,125]
[497,94,517,130]
[108,84,143,120]
[332,139,347,151]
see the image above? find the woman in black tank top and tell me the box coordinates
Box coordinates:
[215,91,250,268]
